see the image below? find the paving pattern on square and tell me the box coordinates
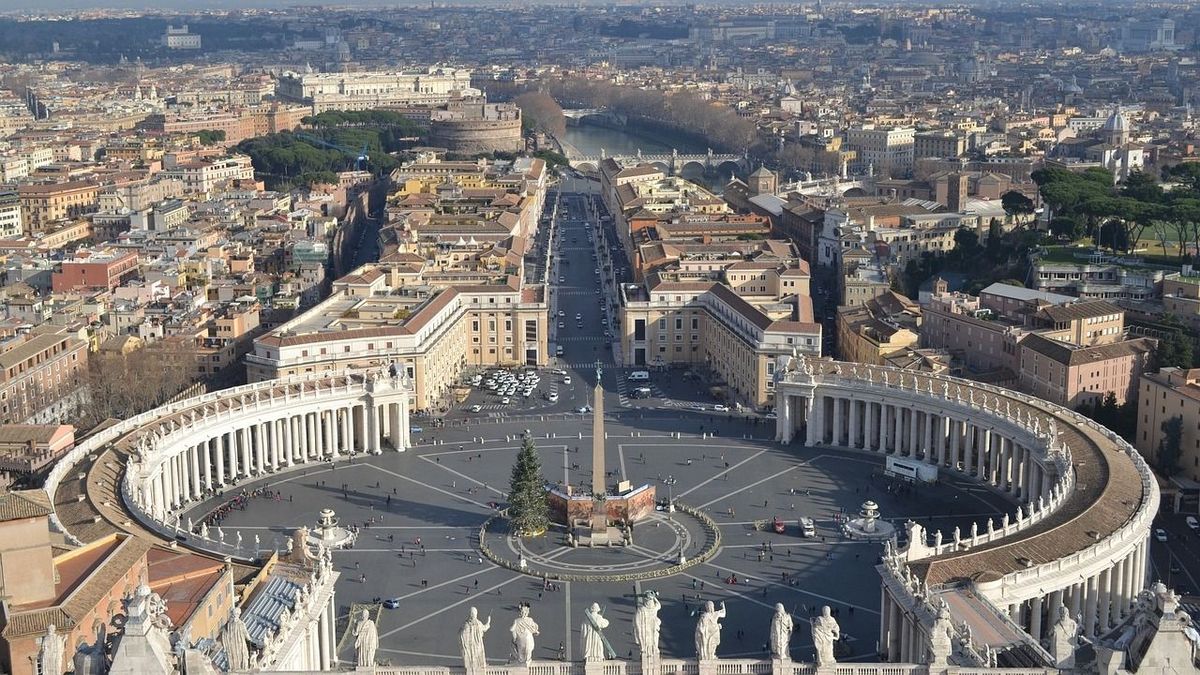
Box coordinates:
[186,412,1013,667]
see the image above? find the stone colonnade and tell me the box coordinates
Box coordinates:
[127,373,411,527]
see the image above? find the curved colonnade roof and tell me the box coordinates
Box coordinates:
[799,360,1149,586]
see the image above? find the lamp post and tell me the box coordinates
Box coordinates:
[664,475,677,515]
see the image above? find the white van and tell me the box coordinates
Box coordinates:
[799,517,816,538]
[627,371,650,381]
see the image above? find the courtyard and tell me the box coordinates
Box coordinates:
[183,410,1012,667]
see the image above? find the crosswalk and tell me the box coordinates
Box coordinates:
[613,378,673,407]
[556,335,606,343]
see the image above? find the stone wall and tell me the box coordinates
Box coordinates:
[429,118,522,155]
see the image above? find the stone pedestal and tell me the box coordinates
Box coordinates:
[698,659,721,675]
[583,660,612,675]
[640,655,660,675]
[770,657,790,675]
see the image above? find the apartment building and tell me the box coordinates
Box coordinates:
[913,130,967,159]
[51,250,140,293]
[1136,367,1200,483]
[17,180,100,234]
[159,155,256,194]
[844,126,915,176]
[0,327,88,425]
[619,267,820,410]
[1161,271,1200,333]
[247,264,548,411]
[0,191,21,239]
[836,291,921,365]
[1018,334,1154,408]
[0,424,74,488]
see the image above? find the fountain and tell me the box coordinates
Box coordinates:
[306,508,356,549]
[842,499,896,541]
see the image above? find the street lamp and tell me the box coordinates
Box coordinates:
[663,475,677,515]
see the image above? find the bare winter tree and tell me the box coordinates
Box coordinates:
[71,343,196,433]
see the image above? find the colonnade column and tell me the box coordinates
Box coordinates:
[832,397,844,446]
[848,398,860,448]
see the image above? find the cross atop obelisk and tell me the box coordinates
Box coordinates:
[591,361,605,497]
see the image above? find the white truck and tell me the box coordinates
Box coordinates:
[885,456,938,484]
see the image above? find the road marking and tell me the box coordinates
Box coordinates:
[372,465,494,510]
[376,573,525,639]
[676,449,769,499]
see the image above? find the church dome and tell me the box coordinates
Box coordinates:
[1102,107,1129,133]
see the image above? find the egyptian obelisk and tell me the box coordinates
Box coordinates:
[591,362,605,497]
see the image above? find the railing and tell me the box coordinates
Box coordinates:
[370,662,1055,675]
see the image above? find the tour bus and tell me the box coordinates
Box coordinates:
[627,370,650,381]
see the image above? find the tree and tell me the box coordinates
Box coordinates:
[1153,314,1196,370]
[72,343,196,433]
[507,436,550,537]
[952,227,980,260]
[1000,190,1035,220]
[195,129,226,146]
[1156,415,1184,477]
[513,91,566,138]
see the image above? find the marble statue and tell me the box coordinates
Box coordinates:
[221,607,251,671]
[694,600,726,660]
[460,607,491,674]
[633,591,661,659]
[928,599,954,666]
[73,623,107,675]
[354,609,378,668]
[1049,603,1078,668]
[39,624,66,675]
[580,603,613,661]
[810,606,841,666]
[200,522,209,540]
[509,605,538,666]
[769,603,793,660]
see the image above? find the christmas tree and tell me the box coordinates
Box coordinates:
[508,435,550,537]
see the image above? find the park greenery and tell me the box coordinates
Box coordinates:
[1033,165,1200,261]
[195,129,227,146]
[1151,314,1197,370]
[237,128,415,190]
[508,436,550,537]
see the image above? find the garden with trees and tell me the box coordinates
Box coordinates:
[236,113,425,190]
[1032,165,1200,262]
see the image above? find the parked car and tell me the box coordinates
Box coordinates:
[383,598,402,609]
[1188,516,1199,531]
[470,405,482,413]
[1155,528,1169,542]
[410,425,424,434]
